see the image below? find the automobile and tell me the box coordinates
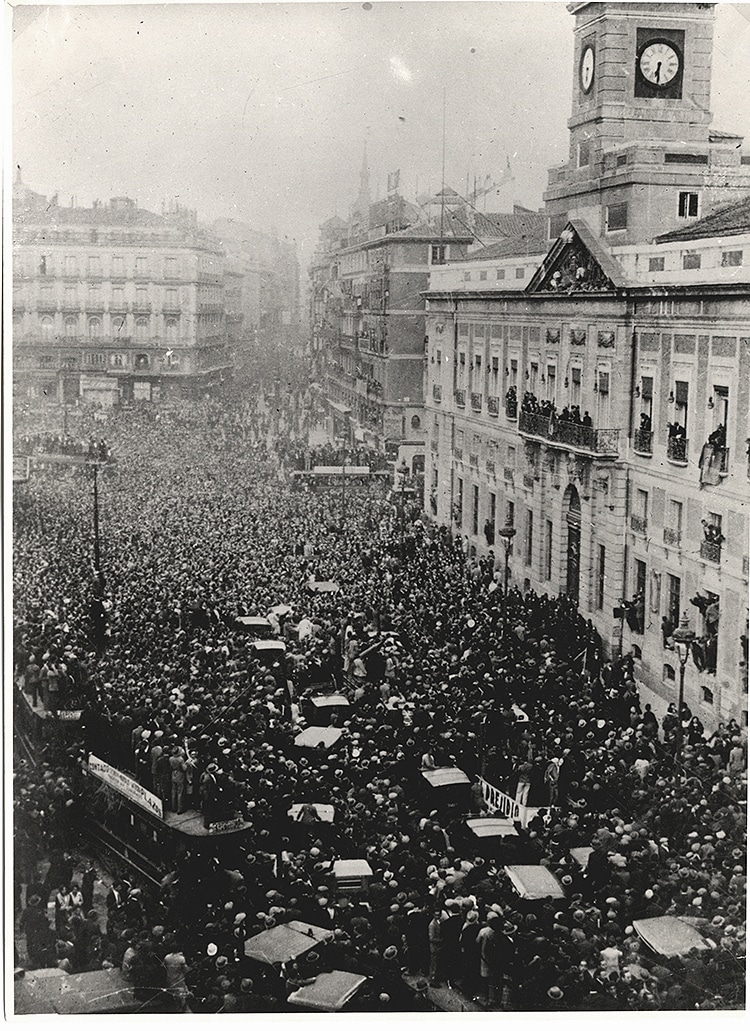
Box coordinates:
[235,615,275,637]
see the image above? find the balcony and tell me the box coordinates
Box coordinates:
[469,452,479,468]
[503,466,514,483]
[432,385,442,402]
[486,460,496,476]
[505,399,518,420]
[717,446,730,475]
[663,527,681,547]
[471,392,483,412]
[700,540,722,564]
[633,428,653,455]
[454,388,466,408]
[487,395,500,416]
[454,446,463,461]
[523,473,535,490]
[630,514,648,534]
[518,410,620,458]
[666,436,688,465]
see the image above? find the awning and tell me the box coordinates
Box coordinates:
[570,846,593,870]
[329,402,352,415]
[251,639,286,654]
[287,971,368,1012]
[294,727,343,750]
[466,817,518,839]
[422,767,470,788]
[633,916,710,958]
[504,865,565,900]
[307,580,340,594]
[244,921,333,965]
[236,616,274,632]
[333,859,373,879]
[309,694,350,709]
[288,803,335,823]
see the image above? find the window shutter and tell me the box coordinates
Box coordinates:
[651,487,665,528]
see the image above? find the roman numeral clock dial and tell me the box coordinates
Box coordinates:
[639,41,680,87]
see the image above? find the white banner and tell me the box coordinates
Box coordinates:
[88,753,163,819]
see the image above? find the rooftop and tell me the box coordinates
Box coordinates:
[655,195,750,243]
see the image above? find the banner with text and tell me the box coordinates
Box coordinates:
[88,754,164,819]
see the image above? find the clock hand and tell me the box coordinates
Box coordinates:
[655,61,661,84]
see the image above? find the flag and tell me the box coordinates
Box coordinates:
[387,169,400,193]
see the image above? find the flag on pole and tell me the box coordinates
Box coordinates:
[387,169,400,193]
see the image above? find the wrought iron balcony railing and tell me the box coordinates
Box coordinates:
[487,395,500,416]
[633,428,653,455]
[700,540,722,564]
[630,514,648,534]
[663,527,681,547]
[432,385,442,402]
[518,410,620,457]
[454,388,466,407]
[471,392,483,412]
[666,436,688,464]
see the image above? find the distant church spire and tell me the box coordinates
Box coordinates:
[354,142,371,220]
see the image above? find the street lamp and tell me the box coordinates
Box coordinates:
[672,611,695,759]
[497,524,516,595]
[397,458,409,558]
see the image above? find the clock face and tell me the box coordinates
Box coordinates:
[580,45,595,93]
[639,41,680,87]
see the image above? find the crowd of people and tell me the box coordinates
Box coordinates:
[520,391,593,428]
[12,389,747,1012]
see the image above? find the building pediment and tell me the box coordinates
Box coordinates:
[527,220,627,294]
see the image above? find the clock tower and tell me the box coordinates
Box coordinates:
[545,2,750,245]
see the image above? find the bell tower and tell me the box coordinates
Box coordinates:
[545,2,750,245]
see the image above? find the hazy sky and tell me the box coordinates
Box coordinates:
[12,2,750,264]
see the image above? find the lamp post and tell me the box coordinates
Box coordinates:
[672,611,695,760]
[497,524,516,596]
[397,458,409,559]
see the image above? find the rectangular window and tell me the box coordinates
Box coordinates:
[463,272,471,282]
[598,371,610,395]
[529,361,538,394]
[648,256,665,272]
[112,287,125,308]
[515,267,525,280]
[721,250,743,267]
[506,500,515,530]
[634,559,647,598]
[570,366,581,406]
[64,256,78,276]
[548,212,567,240]
[509,359,518,388]
[683,252,701,270]
[165,288,178,308]
[472,485,480,536]
[678,192,699,218]
[112,255,125,277]
[496,268,506,280]
[525,509,533,566]
[596,544,606,610]
[674,380,689,431]
[430,245,446,265]
[135,256,148,276]
[64,286,77,306]
[457,478,464,526]
[479,270,487,282]
[489,492,496,530]
[578,140,590,167]
[667,574,681,628]
[545,520,554,582]
[87,256,101,276]
[165,256,178,277]
[507,446,516,470]
[606,202,628,232]
[636,488,649,522]
[669,499,683,535]
[546,365,556,401]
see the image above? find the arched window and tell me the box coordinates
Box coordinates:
[88,316,101,339]
[40,316,54,340]
[165,318,178,342]
[411,414,421,430]
[64,316,78,338]
[135,317,149,341]
[112,315,126,337]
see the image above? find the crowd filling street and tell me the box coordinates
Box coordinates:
[12,386,747,1012]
